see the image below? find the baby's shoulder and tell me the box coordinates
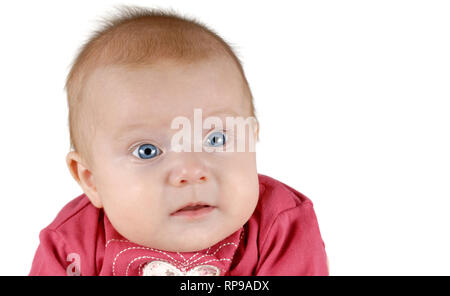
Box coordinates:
[256,174,313,220]
[45,193,100,232]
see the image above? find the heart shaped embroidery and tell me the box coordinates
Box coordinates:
[142,260,221,276]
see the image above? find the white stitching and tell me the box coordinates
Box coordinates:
[178,245,210,266]
[105,239,130,248]
[112,247,183,275]
[138,262,147,276]
[176,252,186,262]
[185,251,201,264]
[185,242,238,266]
[204,246,212,255]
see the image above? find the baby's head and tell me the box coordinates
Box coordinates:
[65,6,260,252]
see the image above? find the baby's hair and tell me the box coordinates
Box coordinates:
[65,5,256,165]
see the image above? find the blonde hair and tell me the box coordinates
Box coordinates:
[65,5,256,165]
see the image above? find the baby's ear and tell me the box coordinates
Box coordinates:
[66,151,102,208]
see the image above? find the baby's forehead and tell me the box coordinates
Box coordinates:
[85,59,249,111]
[83,62,250,135]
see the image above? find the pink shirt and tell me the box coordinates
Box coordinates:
[29,174,328,276]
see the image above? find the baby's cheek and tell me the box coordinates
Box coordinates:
[220,167,258,211]
[101,181,159,221]
[103,193,165,245]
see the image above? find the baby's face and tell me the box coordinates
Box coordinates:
[81,57,259,252]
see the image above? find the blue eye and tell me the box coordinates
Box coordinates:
[132,144,161,159]
[206,131,226,147]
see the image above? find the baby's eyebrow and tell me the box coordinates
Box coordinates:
[114,109,242,137]
[114,123,159,140]
[204,109,241,118]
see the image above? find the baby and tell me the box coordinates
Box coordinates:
[29,6,328,276]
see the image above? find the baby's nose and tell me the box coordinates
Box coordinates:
[168,163,209,187]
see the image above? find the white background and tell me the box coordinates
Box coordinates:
[0,0,449,275]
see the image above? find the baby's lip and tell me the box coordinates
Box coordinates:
[170,202,215,215]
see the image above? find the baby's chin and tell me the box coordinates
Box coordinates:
[157,209,254,252]
[144,225,239,252]
[160,237,222,253]
[123,216,242,252]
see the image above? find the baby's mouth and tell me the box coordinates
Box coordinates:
[170,202,215,217]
